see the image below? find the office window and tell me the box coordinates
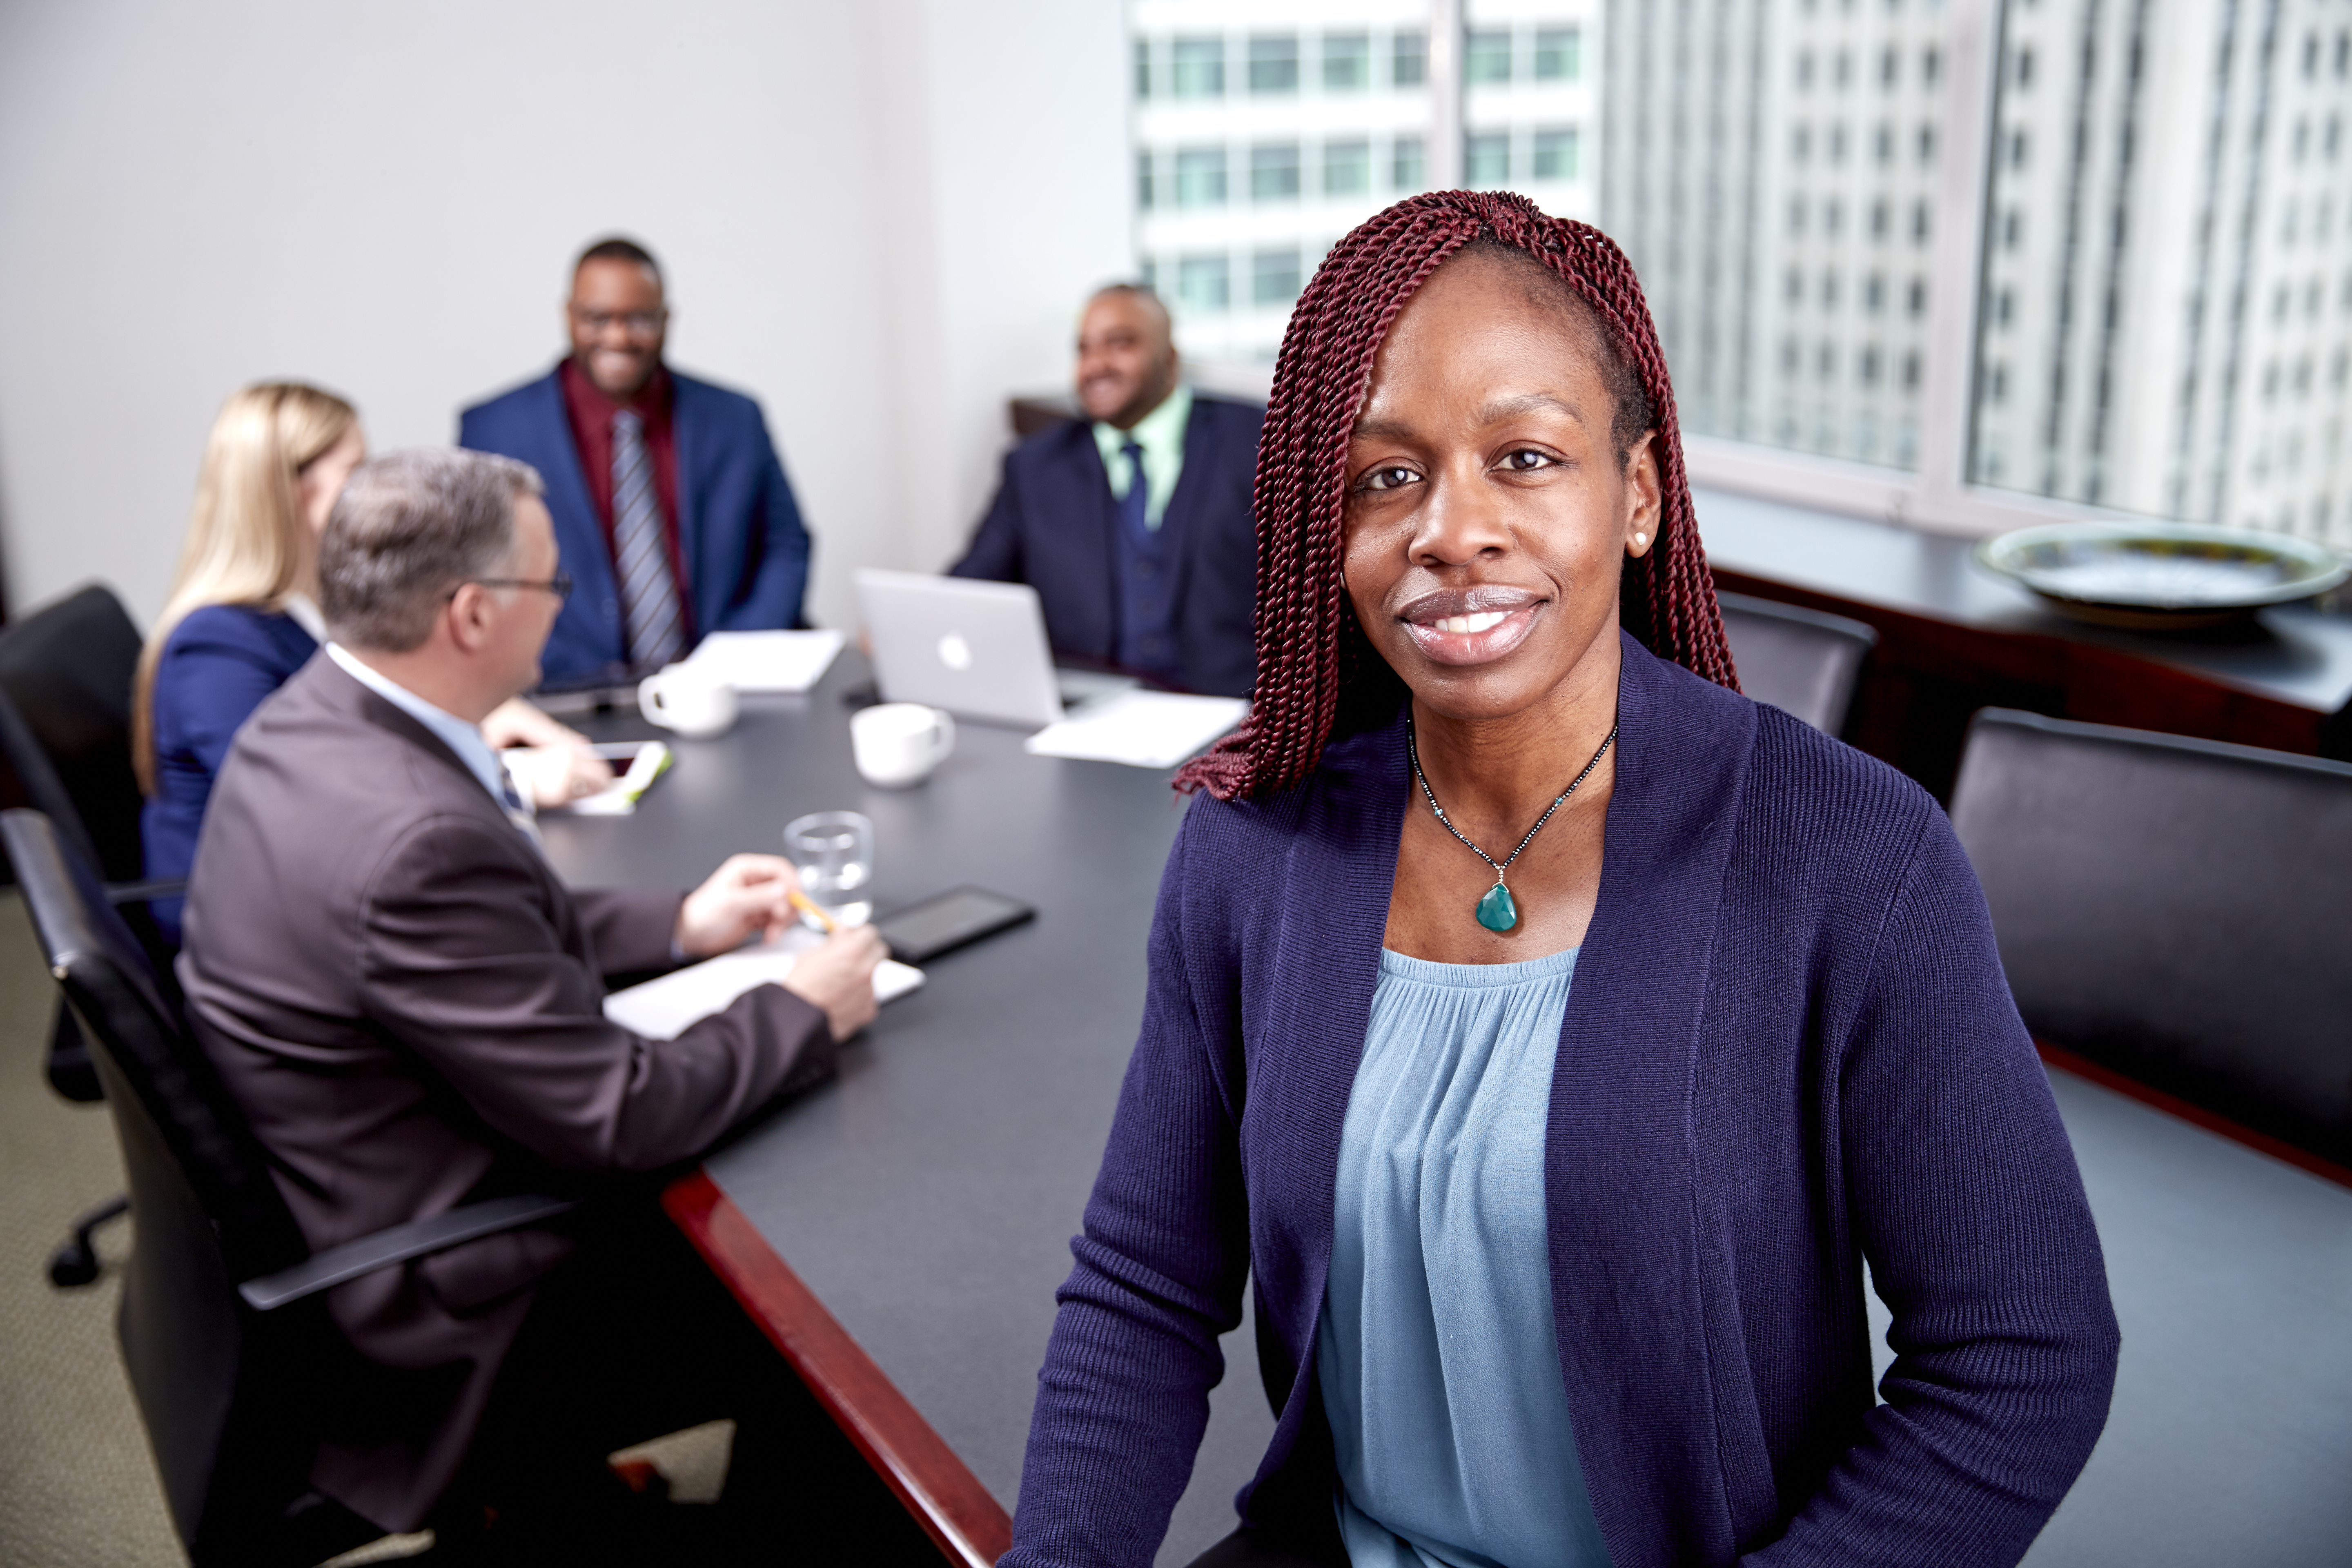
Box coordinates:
[1467,132,1510,187]
[1534,26,1580,82]
[1250,36,1299,95]
[1960,0,2352,538]
[1533,128,1578,182]
[1178,254,1230,312]
[1135,149,1154,212]
[1172,37,1223,98]
[1251,142,1301,203]
[1393,30,1426,88]
[1253,248,1302,307]
[1325,138,1371,197]
[1466,30,1513,85]
[1392,134,1425,191]
[1323,33,1370,91]
[1174,147,1227,207]
[1133,38,1151,100]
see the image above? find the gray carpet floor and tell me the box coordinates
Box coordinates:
[0,889,185,1567]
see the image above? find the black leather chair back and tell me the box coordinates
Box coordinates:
[0,809,338,1561]
[1949,709,2352,1164]
[0,584,149,882]
[1717,591,1878,736]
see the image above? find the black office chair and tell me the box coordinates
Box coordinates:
[1717,590,1878,736]
[1948,709,2352,1166]
[2,808,577,1567]
[0,583,182,1103]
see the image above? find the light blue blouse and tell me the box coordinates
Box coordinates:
[1316,945,1611,1568]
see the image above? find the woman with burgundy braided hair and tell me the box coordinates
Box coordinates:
[1007,194,2116,1568]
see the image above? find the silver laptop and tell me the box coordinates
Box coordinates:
[856,570,1074,727]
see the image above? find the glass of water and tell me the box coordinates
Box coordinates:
[782,811,874,928]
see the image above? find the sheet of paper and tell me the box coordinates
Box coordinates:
[550,741,672,817]
[604,925,923,1041]
[1023,690,1250,770]
[681,629,845,693]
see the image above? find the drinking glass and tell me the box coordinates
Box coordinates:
[783,811,874,927]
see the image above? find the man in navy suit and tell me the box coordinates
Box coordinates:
[950,285,1261,698]
[459,237,810,686]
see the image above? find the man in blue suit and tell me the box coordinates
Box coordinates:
[459,237,810,686]
[950,285,1260,699]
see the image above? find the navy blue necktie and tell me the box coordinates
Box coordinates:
[1120,441,1148,536]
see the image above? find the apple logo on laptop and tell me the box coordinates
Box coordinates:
[937,633,974,671]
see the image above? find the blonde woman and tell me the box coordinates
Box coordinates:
[138,383,608,940]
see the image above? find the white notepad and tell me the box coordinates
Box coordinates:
[1023,690,1250,769]
[603,927,923,1040]
[679,629,845,693]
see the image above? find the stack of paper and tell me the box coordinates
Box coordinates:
[680,629,844,693]
[604,926,924,1041]
[1024,690,1249,770]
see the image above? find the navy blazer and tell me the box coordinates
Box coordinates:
[459,366,811,685]
[141,603,320,943]
[1009,636,2118,1567]
[950,394,1262,699]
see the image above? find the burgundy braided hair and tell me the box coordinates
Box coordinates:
[1175,191,1738,802]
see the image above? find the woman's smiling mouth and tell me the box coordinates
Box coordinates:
[1400,588,1546,666]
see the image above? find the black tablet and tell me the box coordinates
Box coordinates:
[875,886,1036,964]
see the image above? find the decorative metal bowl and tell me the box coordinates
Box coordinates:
[1973,521,2349,630]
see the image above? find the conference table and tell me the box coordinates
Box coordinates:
[538,650,2352,1568]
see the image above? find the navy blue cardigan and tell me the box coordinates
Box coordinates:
[1008,635,2118,1567]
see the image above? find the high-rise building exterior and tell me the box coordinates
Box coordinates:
[1599,0,2350,545]
[1600,1,1950,471]
[1971,0,2352,546]
[1130,0,1600,366]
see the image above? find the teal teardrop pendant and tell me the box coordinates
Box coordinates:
[1475,881,1519,932]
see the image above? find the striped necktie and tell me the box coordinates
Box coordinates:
[611,408,686,670]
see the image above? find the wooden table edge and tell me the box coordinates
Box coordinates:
[661,1168,1014,1566]
[2035,1040,2352,1190]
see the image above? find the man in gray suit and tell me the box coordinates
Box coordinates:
[178,449,898,1553]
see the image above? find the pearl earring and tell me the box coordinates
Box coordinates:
[1633,532,1648,548]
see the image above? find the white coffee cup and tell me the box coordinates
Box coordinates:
[851,702,956,788]
[637,662,739,739]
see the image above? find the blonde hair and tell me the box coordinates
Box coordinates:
[132,382,358,793]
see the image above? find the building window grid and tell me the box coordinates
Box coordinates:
[1132,11,1594,366]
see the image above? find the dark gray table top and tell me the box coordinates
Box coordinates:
[542,650,2351,1566]
[537,652,1271,1564]
[1694,486,2352,715]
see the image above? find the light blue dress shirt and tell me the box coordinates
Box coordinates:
[325,643,530,828]
[1316,944,1610,1568]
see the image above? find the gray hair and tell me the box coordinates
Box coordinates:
[319,449,545,652]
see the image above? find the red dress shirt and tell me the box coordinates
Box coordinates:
[557,357,693,637]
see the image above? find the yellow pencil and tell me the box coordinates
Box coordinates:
[788,886,838,933]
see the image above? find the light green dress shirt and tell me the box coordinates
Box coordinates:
[1091,382,1193,532]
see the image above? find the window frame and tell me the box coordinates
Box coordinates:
[1678,0,2170,537]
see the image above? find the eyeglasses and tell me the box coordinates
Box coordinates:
[570,308,665,336]
[471,572,575,604]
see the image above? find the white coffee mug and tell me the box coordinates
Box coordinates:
[851,702,956,788]
[637,662,739,739]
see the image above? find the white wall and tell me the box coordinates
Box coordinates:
[0,0,1131,634]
